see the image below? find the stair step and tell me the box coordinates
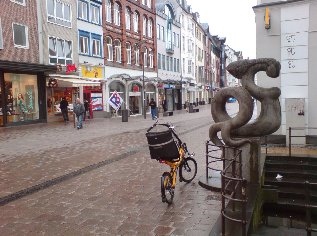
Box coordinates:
[265,162,317,171]
[266,155,317,163]
[265,170,317,180]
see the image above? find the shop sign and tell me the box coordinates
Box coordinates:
[108,91,123,111]
[81,65,103,79]
[157,83,164,89]
[163,84,175,89]
[129,92,141,96]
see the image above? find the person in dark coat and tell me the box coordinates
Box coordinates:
[84,99,90,121]
[60,97,69,123]
[73,98,85,129]
[149,98,157,120]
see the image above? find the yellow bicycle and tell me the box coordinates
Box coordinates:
[146,121,197,204]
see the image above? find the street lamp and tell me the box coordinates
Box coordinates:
[137,40,147,119]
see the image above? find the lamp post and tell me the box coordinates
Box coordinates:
[142,54,146,119]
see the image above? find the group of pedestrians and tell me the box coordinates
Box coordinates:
[60,97,89,130]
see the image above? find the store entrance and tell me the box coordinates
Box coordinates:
[129,96,141,115]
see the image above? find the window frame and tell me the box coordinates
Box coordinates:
[106,0,112,23]
[126,42,131,64]
[106,36,113,61]
[91,4,100,24]
[78,0,88,21]
[134,44,140,66]
[91,33,102,57]
[12,23,29,49]
[47,0,72,28]
[79,30,90,55]
[114,3,121,26]
[48,36,73,65]
[133,12,139,33]
[125,7,131,30]
[114,39,121,63]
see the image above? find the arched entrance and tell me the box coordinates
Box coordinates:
[128,82,142,115]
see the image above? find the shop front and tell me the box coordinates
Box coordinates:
[0,61,56,127]
[128,82,142,115]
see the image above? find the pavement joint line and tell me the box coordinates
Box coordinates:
[0,120,213,207]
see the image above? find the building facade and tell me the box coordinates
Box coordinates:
[0,0,56,127]
[103,0,157,116]
[156,0,182,112]
[254,0,317,142]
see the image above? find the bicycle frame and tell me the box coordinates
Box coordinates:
[160,147,185,188]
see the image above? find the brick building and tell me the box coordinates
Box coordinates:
[0,0,56,127]
[102,0,157,117]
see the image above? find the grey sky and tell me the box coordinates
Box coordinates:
[187,0,257,59]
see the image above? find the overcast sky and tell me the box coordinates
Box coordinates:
[187,0,258,59]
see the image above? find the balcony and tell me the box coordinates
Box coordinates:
[166,42,174,54]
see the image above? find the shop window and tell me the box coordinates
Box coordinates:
[49,36,73,65]
[12,23,29,48]
[91,4,100,24]
[47,0,72,28]
[4,73,39,123]
[78,0,88,21]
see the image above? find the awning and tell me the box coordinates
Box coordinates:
[49,74,104,87]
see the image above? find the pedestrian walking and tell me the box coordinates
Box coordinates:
[73,98,85,129]
[60,97,69,123]
[149,98,157,120]
[84,99,90,121]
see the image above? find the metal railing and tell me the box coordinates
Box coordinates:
[205,141,223,181]
[289,127,317,157]
[305,181,317,236]
[221,146,247,236]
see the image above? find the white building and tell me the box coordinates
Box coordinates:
[254,0,317,143]
[225,45,242,87]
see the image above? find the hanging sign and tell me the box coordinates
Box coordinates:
[107,91,123,111]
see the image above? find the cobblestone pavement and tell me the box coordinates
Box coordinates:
[0,104,238,236]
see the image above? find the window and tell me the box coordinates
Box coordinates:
[174,58,176,72]
[162,55,166,70]
[92,34,101,57]
[149,49,153,68]
[10,0,25,6]
[143,16,147,36]
[134,44,140,65]
[188,59,192,74]
[114,3,120,26]
[182,36,185,51]
[47,0,72,27]
[142,0,146,5]
[157,24,160,39]
[147,0,151,8]
[148,19,153,38]
[126,42,131,64]
[133,12,139,32]
[13,23,28,48]
[158,53,161,69]
[49,36,72,65]
[106,36,113,61]
[143,47,148,67]
[0,18,3,49]
[79,31,89,54]
[161,26,165,42]
[177,59,180,72]
[91,4,100,24]
[106,0,112,22]
[114,40,121,63]
[166,56,169,71]
[173,32,176,46]
[176,34,179,47]
[182,58,185,73]
[170,57,173,71]
[78,0,88,20]
[125,7,131,30]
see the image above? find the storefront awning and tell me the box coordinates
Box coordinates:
[49,74,104,87]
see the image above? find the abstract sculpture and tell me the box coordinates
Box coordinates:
[209,58,281,147]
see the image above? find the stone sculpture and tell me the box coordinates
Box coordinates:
[209,58,281,147]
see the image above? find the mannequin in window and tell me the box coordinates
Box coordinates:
[17,93,27,121]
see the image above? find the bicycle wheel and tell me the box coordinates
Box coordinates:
[161,172,174,204]
[179,157,197,183]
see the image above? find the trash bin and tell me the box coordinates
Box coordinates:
[189,105,194,113]
[122,109,129,122]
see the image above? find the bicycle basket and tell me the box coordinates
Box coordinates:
[146,129,179,161]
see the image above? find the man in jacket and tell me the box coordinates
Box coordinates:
[149,98,157,120]
[60,97,69,123]
[73,98,85,129]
